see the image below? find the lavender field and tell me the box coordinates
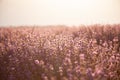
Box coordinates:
[0,24,120,80]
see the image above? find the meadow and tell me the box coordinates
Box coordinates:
[0,24,120,80]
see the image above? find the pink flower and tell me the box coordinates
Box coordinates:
[34,60,39,64]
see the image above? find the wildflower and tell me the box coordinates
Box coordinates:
[34,60,44,66]
[74,61,78,64]
[49,64,54,70]
[86,68,94,80]
[42,74,48,80]
[79,54,85,60]
[74,65,81,74]
[64,57,72,65]
[34,60,39,64]
[92,51,98,55]
[11,67,15,70]
[59,67,63,76]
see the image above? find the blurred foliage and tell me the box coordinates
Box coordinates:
[0,24,120,80]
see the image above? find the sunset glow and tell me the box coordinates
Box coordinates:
[0,0,120,26]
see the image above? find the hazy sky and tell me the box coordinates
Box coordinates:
[0,0,120,26]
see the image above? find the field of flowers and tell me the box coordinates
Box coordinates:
[0,24,120,80]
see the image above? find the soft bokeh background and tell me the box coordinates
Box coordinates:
[0,0,120,26]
